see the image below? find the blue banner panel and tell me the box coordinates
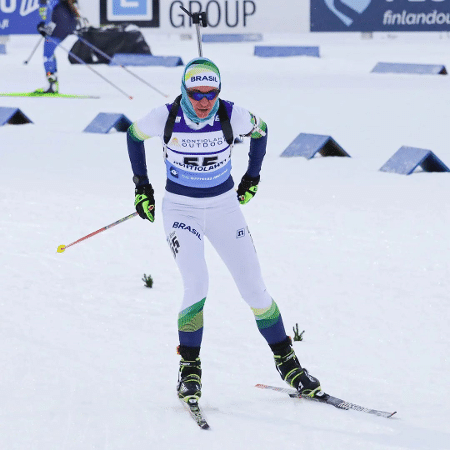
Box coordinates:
[0,0,41,35]
[311,0,450,32]
[100,0,160,27]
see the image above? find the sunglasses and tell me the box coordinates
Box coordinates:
[187,89,220,101]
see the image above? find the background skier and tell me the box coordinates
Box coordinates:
[36,0,86,93]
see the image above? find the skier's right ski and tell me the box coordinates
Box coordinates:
[181,398,210,429]
[255,384,396,419]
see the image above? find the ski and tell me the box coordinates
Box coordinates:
[181,398,210,429]
[0,91,99,99]
[255,384,396,419]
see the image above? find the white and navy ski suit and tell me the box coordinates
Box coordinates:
[127,99,289,349]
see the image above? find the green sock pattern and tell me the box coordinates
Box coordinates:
[251,300,280,330]
[178,298,206,333]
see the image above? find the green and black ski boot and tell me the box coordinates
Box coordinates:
[271,337,321,397]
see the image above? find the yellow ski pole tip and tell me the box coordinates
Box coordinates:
[57,245,66,253]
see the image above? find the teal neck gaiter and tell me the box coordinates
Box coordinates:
[180,57,221,124]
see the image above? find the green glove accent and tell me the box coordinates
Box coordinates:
[237,175,260,204]
[239,185,258,204]
[134,184,155,222]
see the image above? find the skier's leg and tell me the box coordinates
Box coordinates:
[41,3,77,93]
[162,193,207,401]
[205,191,287,344]
[43,38,59,74]
[206,191,321,396]
[163,193,208,347]
[42,38,60,93]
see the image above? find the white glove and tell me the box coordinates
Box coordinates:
[37,21,56,37]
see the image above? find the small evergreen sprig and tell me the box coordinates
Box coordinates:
[142,273,153,288]
[293,323,305,342]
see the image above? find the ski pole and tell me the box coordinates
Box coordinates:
[74,33,169,98]
[23,36,44,65]
[46,36,134,100]
[57,212,138,253]
[180,6,208,57]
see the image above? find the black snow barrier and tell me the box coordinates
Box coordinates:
[69,25,151,64]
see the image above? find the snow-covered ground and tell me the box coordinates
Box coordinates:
[1,31,449,450]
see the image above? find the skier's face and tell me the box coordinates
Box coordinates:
[186,86,219,119]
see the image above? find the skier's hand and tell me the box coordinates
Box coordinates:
[37,21,56,37]
[134,184,155,222]
[237,174,260,204]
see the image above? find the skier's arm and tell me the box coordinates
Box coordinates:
[230,105,268,179]
[232,107,268,204]
[126,106,169,185]
[127,123,151,186]
[127,123,156,222]
[245,115,268,178]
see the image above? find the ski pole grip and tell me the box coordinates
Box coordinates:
[192,11,208,27]
[200,12,208,27]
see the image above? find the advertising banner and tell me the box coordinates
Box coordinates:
[165,0,257,29]
[100,0,160,27]
[98,0,309,34]
[0,0,41,35]
[311,0,450,32]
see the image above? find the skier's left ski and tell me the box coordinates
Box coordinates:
[255,384,396,419]
[0,91,99,99]
[181,398,210,429]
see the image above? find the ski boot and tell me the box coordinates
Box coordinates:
[33,72,59,95]
[44,72,59,93]
[271,337,321,397]
[177,346,202,403]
